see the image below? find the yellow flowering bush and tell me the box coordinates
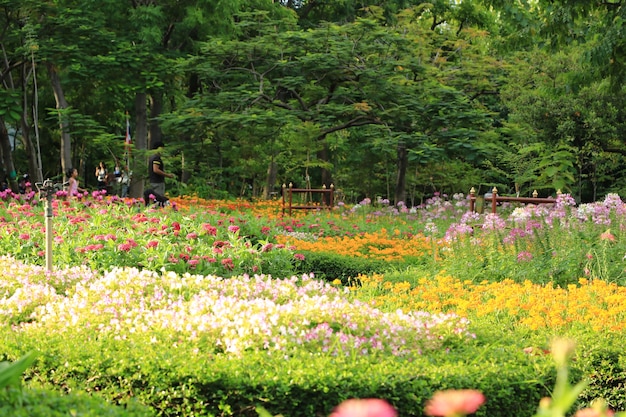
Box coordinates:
[353,273,626,331]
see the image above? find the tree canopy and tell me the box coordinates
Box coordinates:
[1,0,625,203]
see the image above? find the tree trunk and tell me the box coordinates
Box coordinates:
[129,92,148,198]
[0,118,18,192]
[263,159,278,199]
[149,92,163,148]
[19,67,43,184]
[394,142,407,205]
[318,146,334,188]
[46,63,71,179]
[20,117,42,184]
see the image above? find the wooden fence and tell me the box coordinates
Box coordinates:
[282,183,334,216]
[469,187,561,214]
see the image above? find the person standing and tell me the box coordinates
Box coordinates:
[120,165,131,198]
[95,162,108,191]
[148,141,174,197]
[67,168,86,197]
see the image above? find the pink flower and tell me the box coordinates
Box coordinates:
[186,232,198,240]
[574,409,613,417]
[118,243,132,252]
[228,225,240,233]
[424,390,485,417]
[19,233,30,240]
[202,223,217,236]
[329,398,397,417]
[146,240,159,248]
[294,253,306,261]
[261,226,271,235]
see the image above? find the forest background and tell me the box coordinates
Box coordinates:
[1,0,626,205]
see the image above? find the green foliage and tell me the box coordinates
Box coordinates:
[0,330,553,417]
[0,387,153,417]
[293,250,399,282]
[574,332,626,413]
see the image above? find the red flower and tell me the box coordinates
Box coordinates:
[221,258,234,270]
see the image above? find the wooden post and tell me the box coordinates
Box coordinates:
[330,184,334,207]
[288,182,293,216]
[491,187,498,214]
[282,183,286,215]
[469,187,475,212]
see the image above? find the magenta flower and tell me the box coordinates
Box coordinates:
[186,232,198,240]
[19,233,30,240]
[294,253,305,261]
[228,225,240,233]
[329,398,397,417]
[146,240,159,248]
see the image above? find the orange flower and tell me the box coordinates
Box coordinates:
[329,399,397,417]
[424,389,485,417]
[600,229,615,242]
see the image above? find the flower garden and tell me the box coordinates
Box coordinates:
[1,188,626,416]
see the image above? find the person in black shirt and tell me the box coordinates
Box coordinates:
[148,141,174,197]
[95,162,108,191]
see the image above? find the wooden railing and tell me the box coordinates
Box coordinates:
[469,187,561,214]
[282,183,334,216]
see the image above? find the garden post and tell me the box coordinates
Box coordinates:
[40,179,56,271]
[491,187,498,214]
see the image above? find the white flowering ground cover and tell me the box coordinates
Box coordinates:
[0,257,472,358]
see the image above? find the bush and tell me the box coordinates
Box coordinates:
[1,331,554,417]
[293,250,401,282]
[0,387,153,417]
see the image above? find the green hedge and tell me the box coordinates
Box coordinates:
[1,387,153,417]
[2,330,555,417]
[293,250,408,282]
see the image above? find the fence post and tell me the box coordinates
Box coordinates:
[469,187,475,212]
[491,187,498,214]
[281,184,285,215]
